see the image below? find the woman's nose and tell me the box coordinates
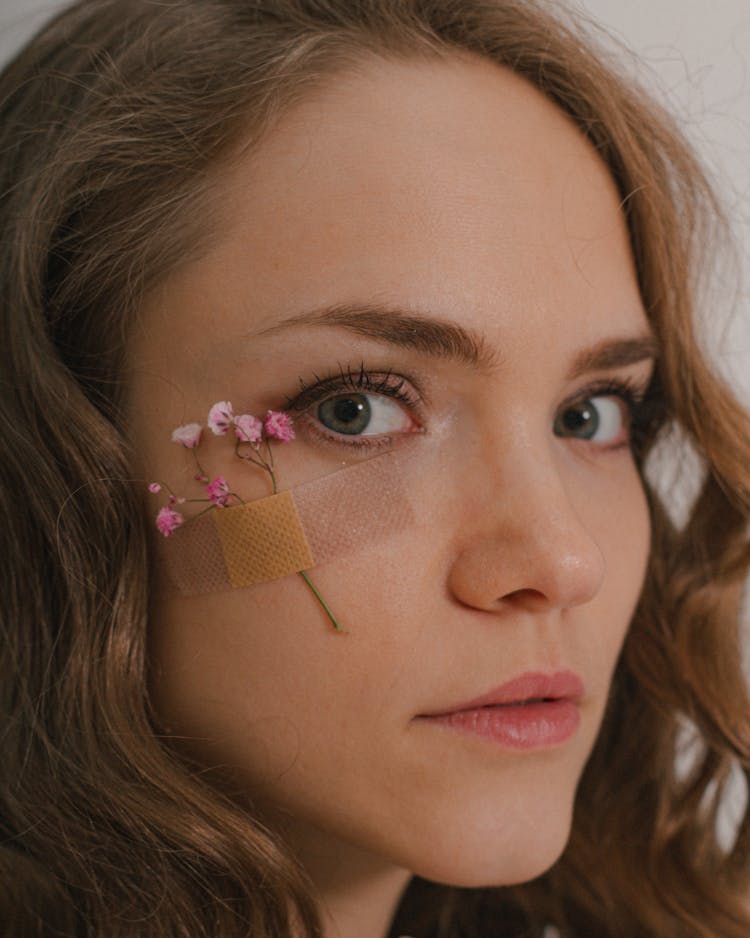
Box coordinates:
[445,458,606,615]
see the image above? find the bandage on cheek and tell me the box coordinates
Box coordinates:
[154,449,416,597]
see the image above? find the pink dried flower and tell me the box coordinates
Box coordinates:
[207,401,234,435]
[152,396,342,630]
[206,475,230,507]
[234,413,263,444]
[156,505,184,537]
[264,410,295,442]
[171,422,202,448]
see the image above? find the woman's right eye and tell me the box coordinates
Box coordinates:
[283,366,425,451]
[316,392,414,437]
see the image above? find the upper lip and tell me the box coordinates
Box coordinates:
[419,670,585,717]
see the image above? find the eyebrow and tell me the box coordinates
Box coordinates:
[256,302,502,372]
[254,301,659,378]
[567,332,659,380]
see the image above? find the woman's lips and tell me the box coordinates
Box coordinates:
[415,670,584,750]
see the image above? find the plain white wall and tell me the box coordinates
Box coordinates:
[575,0,750,402]
[1,0,748,398]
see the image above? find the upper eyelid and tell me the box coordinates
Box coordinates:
[576,361,655,393]
[284,367,422,411]
[282,366,653,431]
[565,371,652,400]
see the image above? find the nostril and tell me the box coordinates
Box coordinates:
[501,587,550,609]
[446,520,605,613]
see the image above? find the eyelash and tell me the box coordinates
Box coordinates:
[282,362,651,454]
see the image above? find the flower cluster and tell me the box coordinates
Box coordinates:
[150,403,296,536]
[148,401,344,631]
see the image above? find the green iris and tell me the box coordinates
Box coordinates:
[556,401,599,439]
[318,394,372,435]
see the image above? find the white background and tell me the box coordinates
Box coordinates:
[0,0,747,397]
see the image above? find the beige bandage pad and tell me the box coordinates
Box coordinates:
[156,449,414,596]
[216,490,314,588]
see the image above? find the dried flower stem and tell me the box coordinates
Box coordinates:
[298,571,346,632]
[151,405,345,632]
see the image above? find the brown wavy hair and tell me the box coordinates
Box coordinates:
[1,1,749,935]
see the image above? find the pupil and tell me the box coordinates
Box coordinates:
[335,398,363,423]
[563,403,598,437]
[319,394,371,435]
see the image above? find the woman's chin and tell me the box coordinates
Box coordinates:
[413,841,568,890]
[400,804,574,889]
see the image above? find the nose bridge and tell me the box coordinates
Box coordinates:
[447,425,606,611]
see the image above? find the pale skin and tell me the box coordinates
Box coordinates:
[126,53,655,938]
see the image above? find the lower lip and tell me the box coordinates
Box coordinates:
[419,700,580,750]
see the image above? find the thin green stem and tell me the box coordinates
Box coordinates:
[264,440,278,493]
[235,440,268,472]
[298,571,347,633]
[192,450,208,480]
[154,480,180,499]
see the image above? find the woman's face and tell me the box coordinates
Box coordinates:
[128,54,654,887]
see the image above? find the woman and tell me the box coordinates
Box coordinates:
[1,1,749,936]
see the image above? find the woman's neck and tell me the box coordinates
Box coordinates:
[316,860,413,938]
[263,805,413,938]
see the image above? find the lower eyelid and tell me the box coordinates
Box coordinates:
[297,416,400,453]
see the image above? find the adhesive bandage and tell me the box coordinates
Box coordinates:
[155,448,416,596]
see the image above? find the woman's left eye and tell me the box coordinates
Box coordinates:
[554,393,632,448]
[316,392,413,437]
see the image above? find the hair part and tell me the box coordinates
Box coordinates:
[1,1,749,935]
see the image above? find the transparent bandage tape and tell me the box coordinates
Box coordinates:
[154,448,417,596]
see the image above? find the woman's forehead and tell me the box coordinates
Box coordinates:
[137,53,649,376]
[223,55,625,235]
